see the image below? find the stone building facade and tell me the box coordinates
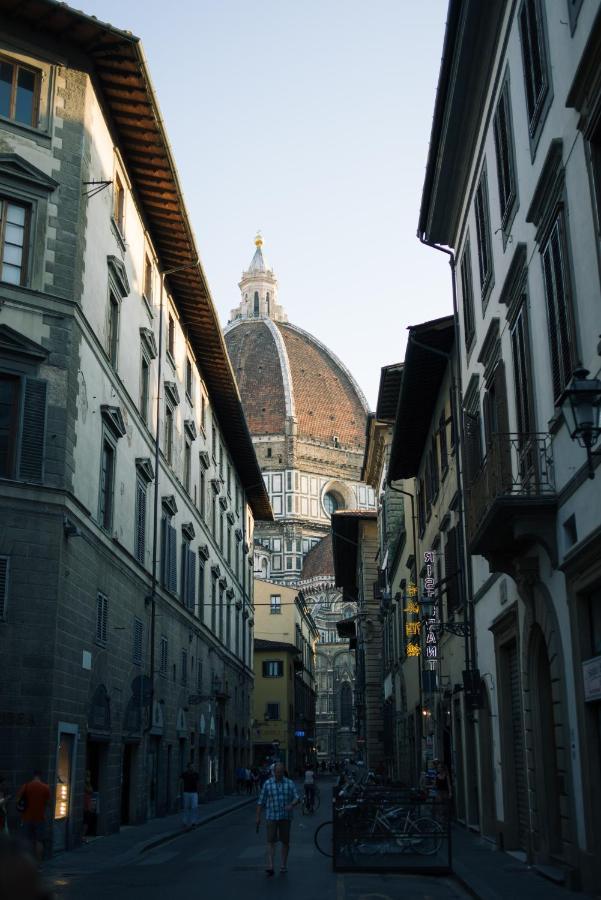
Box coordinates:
[224,238,375,761]
[0,3,270,853]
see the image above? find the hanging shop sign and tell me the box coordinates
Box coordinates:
[404,582,421,657]
[423,551,439,662]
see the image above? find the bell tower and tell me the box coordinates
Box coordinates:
[229,234,288,323]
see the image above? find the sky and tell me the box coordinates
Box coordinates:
[77,0,451,407]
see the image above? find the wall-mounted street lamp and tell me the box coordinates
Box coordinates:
[559,367,601,479]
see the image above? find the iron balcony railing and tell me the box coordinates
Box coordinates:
[466,432,555,540]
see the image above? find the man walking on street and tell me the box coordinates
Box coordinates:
[179,763,200,829]
[255,762,300,876]
[16,770,50,862]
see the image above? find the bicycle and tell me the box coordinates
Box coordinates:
[314,799,443,859]
[302,784,320,814]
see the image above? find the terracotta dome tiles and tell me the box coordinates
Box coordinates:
[224,321,286,435]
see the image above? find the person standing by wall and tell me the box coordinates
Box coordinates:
[0,777,11,835]
[255,762,300,876]
[16,771,50,862]
[179,763,200,829]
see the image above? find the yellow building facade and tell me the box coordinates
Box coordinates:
[253,581,318,772]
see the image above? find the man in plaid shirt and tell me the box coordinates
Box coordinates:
[255,762,300,875]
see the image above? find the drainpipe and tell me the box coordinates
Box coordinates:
[416,235,476,672]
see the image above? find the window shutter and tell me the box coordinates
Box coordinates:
[160,518,167,587]
[180,542,188,604]
[135,481,146,563]
[133,618,143,664]
[0,557,8,619]
[463,411,482,484]
[19,378,47,482]
[493,361,512,491]
[168,524,177,593]
[187,550,196,611]
[444,528,459,615]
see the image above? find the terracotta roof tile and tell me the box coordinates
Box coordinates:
[225,321,287,435]
[300,534,335,580]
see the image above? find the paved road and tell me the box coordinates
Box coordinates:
[49,794,469,900]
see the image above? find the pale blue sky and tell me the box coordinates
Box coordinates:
[77,0,450,407]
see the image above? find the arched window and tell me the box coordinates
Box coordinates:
[340,682,352,728]
[323,490,344,516]
[254,291,259,316]
[266,292,270,315]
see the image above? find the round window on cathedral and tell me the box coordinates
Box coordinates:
[323,490,344,516]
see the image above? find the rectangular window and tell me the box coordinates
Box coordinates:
[143,254,153,304]
[219,584,225,640]
[0,57,40,126]
[265,703,280,720]
[211,574,217,633]
[184,441,191,493]
[197,658,203,690]
[96,593,108,645]
[439,410,448,474]
[198,561,205,622]
[181,541,196,611]
[227,525,231,566]
[99,437,115,531]
[219,444,224,479]
[511,301,535,434]
[160,516,177,593]
[159,636,168,676]
[541,214,577,400]
[199,469,206,519]
[0,556,9,619]
[113,172,124,234]
[519,0,550,139]
[0,374,46,482]
[134,477,147,564]
[201,395,206,432]
[262,660,284,678]
[167,313,175,359]
[474,167,493,302]
[219,511,224,551]
[211,422,216,460]
[493,77,518,232]
[0,198,29,286]
[185,358,193,402]
[108,290,120,367]
[417,478,426,538]
[181,649,188,686]
[140,354,150,425]
[164,403,173,465]
[133,617,143,665]
[270,594,282,615]
[460,242,476,349]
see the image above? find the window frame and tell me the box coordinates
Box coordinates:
[134,474,147,565]
[459,238,476,351]
[540,211,578,402]
[98,430,117,532]
[493,71,519,244]
[270,594,282,615]
[474,165,495,308]
[518,0,553,159]
[139,350,150,426]
[112,170,125,238]
[0,196,31,287]
[0,55,41,129]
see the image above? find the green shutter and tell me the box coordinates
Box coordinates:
[168,524,177,593]
[19,378,47,482]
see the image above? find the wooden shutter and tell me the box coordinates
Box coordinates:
[445,528,459,615]
[463,410,482,484]
[0,557,8,619]
[135,481,146,563]
[187,549,196,611]
[168,523,177,593]
[160,517,167,587]
[493,361,512,492]
[19,378,47,482]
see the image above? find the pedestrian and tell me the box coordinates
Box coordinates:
[255,762,300,876]
[251,767,260,795]
[245,767,253,795]
[434,760,452,822]
[81,771,95,843]
[16,770,50,863]
[179,762,200,829]
[0,777,11,835]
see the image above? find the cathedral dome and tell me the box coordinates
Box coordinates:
[225,317,368,451]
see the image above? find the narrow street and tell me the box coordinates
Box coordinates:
[49,797,468,900]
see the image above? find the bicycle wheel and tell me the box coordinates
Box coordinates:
[409,817,444,855]
[314,820,333,858]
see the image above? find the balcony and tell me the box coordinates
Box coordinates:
[466,433,557,571]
